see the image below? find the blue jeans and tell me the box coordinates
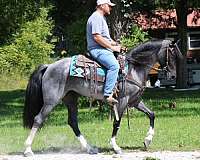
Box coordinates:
[89,48,119,97]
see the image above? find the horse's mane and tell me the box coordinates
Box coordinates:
[127,39,164,63]
[130,39,163,55]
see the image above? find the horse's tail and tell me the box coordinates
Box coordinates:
[23,65,48,128]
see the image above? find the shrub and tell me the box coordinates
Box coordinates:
[0,1,40,44]
[120,24,149,49]
[0,7,54,75]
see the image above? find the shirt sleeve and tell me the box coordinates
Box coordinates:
[90,16,102,35]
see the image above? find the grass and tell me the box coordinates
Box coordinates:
[0,78,200,154]
[0,73,27,90]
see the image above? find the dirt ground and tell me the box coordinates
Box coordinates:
[1,151,200,160]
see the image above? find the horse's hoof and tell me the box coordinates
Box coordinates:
[114,149,122,154]
[87,146,99,154]
[113,153,122,158]
[24,150,34,157]
[144,138,151,149]
[143,142,148,150]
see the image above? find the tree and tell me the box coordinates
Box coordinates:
[0,0,42,45]
[174,0,200,88]
[108,0,155,40]
[175,0,188,88]
[108,0,125,40]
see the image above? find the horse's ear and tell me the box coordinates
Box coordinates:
[174,39,181,45]
[169,39,180,47]
[173,40,183,59]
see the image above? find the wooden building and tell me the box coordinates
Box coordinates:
[132,9,200,86]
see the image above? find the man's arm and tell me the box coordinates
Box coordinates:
[93,34,121,52]
[110,39,118,46]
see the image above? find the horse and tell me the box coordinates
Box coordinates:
[23,39,182,156]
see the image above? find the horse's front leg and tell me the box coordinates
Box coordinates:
[110,100,127,154]
[134,101,155,148]
[110,118,122,154]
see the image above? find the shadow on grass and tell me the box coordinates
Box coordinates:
[1,88,200,127]
[0,89,25,120]
[0,89,25,105]
[143,88,200,100]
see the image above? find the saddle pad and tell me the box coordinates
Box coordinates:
[70,55,107,81]
[69,55,128,82]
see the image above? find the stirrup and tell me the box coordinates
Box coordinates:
[104,94,119,121]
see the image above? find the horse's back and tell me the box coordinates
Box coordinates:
[44,57,71,77]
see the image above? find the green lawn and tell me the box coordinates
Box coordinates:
[0,86,200,154]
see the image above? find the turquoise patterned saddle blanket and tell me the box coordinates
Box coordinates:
[69,55,127,82]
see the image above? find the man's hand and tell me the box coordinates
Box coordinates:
[111,45,121,52]
[120,46,128,52]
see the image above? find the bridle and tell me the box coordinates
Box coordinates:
[125,45,173,73]
[156,41,183,80]
[121,41,183,88]
[162,46,173,80]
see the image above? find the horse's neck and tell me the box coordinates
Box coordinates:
[127,63,145,86]
[127,57,157,86]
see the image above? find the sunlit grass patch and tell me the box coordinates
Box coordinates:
[0,84,200,154]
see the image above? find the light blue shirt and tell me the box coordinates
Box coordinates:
[86,11,112,51]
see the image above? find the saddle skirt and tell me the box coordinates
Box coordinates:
[69,55,127,82]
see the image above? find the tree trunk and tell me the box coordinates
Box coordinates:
[108,0,129,40]
[175,0,189,88]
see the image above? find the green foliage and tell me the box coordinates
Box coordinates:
[65,17,87,55]
[0,8,54,74]
[121,0,155,12]
[120,25,149,49]
[0,0,41,44]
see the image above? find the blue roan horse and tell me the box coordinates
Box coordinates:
[23,39,182,156]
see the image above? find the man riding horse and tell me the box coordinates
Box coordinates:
[86,0,121,105]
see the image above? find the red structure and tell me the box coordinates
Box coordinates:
[131,9,200,30]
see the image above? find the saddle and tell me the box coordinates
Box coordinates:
[70,54,126,82]
[70,54,126,97]
[70,55,106,82]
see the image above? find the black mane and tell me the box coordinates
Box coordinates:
[126,39,165,64]
[130,39,164,57]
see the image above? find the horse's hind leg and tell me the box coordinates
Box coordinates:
[24,103,59,156]
[24,126,38,156]
[134,101,155,148]
[24,88,64,156]
[62,91,98,154]
[24,103,57,156]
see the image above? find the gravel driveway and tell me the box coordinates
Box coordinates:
[1,151,200,160]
